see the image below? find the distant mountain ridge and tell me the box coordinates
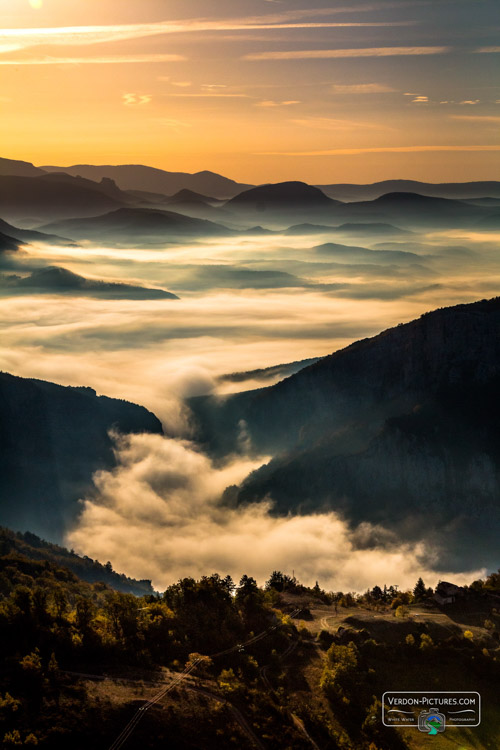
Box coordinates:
[226,181,335,208]
[318,179,500,202]
[41,163,252,198]
[336,192,491,228]
[2,157,500,233]
[0,157,45,177]
[39,206,235,245]
[0,173,127,224]
[3,157,500,205]
[0,217,73,246]
[6,266,179,300]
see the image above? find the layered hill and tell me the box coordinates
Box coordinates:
[0,372,162,542]
[318,179,500,202]
[41,163,251,198]
[2,158,498,233]
[0,217,73,246]
[39,207,235,245]
[6,266,179,299]
[284,222,408,237]
[227,181,335,208]
[341,192,491,228]
[0,231,21,253]
[0,157,45,178]
[223,185,493,231]
[0,173,130,224]
[189,297,500,569]
[223,182,341,228]
[166,188,217,206]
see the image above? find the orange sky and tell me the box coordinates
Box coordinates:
[1,0,499,183]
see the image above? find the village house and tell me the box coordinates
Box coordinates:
[434,581,465,606]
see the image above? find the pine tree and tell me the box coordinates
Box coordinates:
[413,577,426,602]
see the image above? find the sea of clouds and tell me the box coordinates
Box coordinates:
[1,229,498,590]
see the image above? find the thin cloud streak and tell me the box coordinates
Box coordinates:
[0,18,418,54]
[0,54,184,66]
[331,83,396,93]
[167,93,250,98]
[245,46,450,60]
[259,145,500,156]
[450,115,500,122]
[256,100,301,107]
[290,116,394,131]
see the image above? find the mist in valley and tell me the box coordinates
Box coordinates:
[1,221,499,591]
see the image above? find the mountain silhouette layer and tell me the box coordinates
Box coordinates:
[341,192,490,228]
[226,181,336,209]
[0,231,20,253]
[318,179,500,202]
[0,157,45,178]
[7,266,179,299]
[39,207,235,245]
[0,218,73,246]
[166,188,218,206]
[0,174,128,224]
[41,163,251,198]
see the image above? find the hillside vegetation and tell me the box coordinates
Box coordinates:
[1,529,499,749]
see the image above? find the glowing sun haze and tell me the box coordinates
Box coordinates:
[1,0,499,183]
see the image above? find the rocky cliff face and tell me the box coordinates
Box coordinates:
[191,298,500,455]
[0,373,162,542]
[191,298,500,569]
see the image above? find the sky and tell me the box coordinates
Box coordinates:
[1,0,499,183]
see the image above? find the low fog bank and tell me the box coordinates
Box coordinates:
[67,433,484,593]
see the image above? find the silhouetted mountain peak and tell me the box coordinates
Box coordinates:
[0,173,126,224]
[168,188,215,205]
[227,181,334,207]
[30,266,79,285]
[41,163,252,198]
[0,157,45,177]
[373,191,453,205]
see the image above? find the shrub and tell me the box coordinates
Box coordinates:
[420,634,434,650]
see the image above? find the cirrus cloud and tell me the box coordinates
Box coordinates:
[331,83,396,94]
[244,46,450,60]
